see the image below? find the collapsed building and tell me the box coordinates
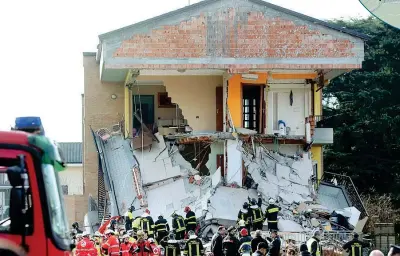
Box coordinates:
[81,0,369,243]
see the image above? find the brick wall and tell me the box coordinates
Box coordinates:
[114,8,357,61]
[83,56,124,224]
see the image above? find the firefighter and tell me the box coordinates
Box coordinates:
[249,198,264,231]
[120,234,135,256]
[125,206,134,231]
[183,230,204,256]
[265,199,281,231]
[102,229,120,256]
[343,233,370,256]
[155,214,170,243]
[164,232,181,256]
[141,209,156,238]
[307,230,322,256]
[93,231,102,255]
[132,230,151,256]
[133,216,142,233]
[73,221,83,234]
[75,231,97,256]
[222,226,240,256]
[171,212,186,240]
[184,206,197,233]
[237,202,251,231]
[238,229,252,255]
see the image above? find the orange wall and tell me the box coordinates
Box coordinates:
[227,73,268,128]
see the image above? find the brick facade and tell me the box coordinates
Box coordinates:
[82,56,124,224]
[114,9,356,60]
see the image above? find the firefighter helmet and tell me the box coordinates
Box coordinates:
[105,229,114,235]
[269,198,275,204]
[240,228,248,237]
[82,231,90,237]
[94,231,101,237]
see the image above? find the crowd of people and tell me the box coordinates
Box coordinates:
[71,206,202,256]
[69,197,400,256]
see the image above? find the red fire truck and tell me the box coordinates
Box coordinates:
[0,117,72,255]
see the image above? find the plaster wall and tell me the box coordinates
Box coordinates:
[267,87,310,135]
[137,76,223,131]
[59,165,84,195]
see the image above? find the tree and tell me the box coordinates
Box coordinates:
[323,17,400,205]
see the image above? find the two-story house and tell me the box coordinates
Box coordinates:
[81,0,367,226]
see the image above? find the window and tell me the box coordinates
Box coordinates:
[0,158,33,234]
[42,164,69,240]
[61,185,68,195]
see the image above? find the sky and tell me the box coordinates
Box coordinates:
[0,0,370,142]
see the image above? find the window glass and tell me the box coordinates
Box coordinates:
[42,164,69,240]
[0,160,33,234]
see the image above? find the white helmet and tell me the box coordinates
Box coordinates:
[82,231,90,237]
[105,229,114,235]
[238,219,246,227]
[76,233,83,238]
[269,198,275,204]
[94,231,101,237]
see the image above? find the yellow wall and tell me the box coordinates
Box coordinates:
[312,83,323,179]
[137,76,223,131]
[311,146,322,180]
[227,73,268,128]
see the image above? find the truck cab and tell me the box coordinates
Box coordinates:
[0,117,72,255]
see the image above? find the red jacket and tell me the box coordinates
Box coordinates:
[132,240,151,256]
[121,242,135,256]
[149,243,161,256]
[76,238,97,256]
[102,235,120,255]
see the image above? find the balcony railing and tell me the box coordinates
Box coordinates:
[321,172,368,219]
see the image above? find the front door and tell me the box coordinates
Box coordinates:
[133,95,155,131]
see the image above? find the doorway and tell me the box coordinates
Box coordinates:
[242,85,264,133]
[133,95,155,130]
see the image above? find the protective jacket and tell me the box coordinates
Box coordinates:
[307,237,322,256]
[120,241,135,256]
[101,235,120,256]
[184,237,204,256]
[132,240,151,256]
[164,240,181,256]
[185,210,197,232]
[140,215,155,236]
[172,215,186,240]
[75,237,97,256]
[343,238,369,256]
[154,218,170,242]
[264,204,281,230]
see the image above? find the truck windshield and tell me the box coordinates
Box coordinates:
[42,164,69,241]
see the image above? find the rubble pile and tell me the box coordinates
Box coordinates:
[91,129,364,244]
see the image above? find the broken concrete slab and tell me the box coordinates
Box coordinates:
[227,139,242,186]
[278,219,305,232]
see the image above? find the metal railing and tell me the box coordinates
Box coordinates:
[321,172,368,219]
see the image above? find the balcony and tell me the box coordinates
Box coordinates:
[309,115,334,144]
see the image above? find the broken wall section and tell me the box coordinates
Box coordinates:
[241,142,314,205]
